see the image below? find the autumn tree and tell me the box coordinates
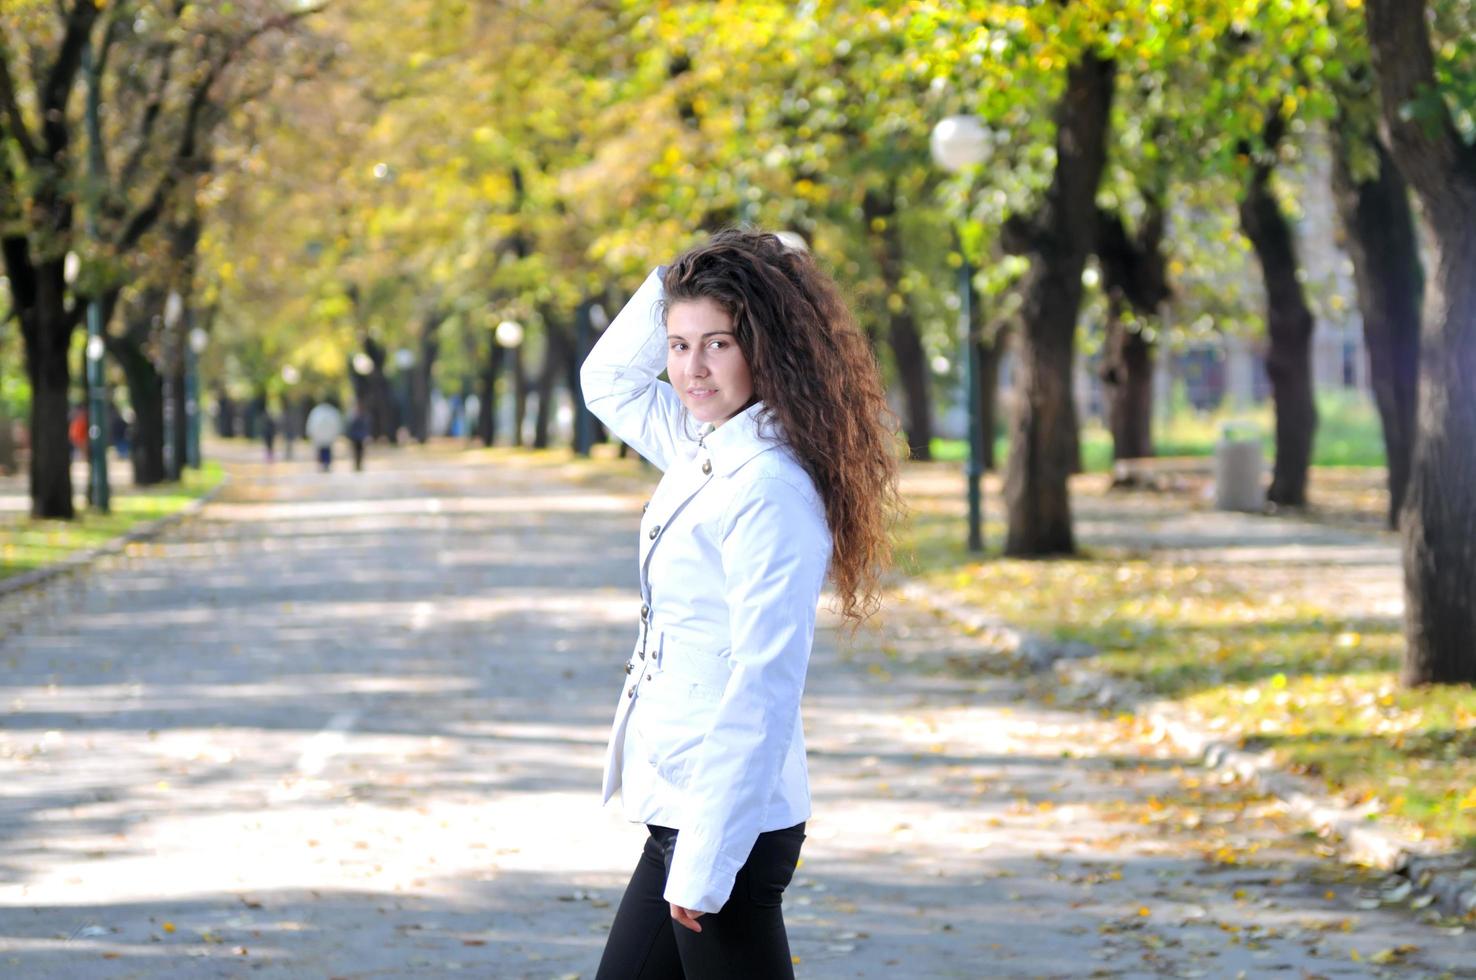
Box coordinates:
[1,1,322,511]
[1,2,104,517]
[1363,0,1476,685]
[1323,10,1422,529]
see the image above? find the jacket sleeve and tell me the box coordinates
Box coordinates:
[578,267,691,471]
[663,476,831,913]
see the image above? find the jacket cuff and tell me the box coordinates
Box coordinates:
[663,843,743,914]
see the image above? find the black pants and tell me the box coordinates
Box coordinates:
[596,822,806,980]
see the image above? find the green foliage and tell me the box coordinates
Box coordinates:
[13,0,1450,456]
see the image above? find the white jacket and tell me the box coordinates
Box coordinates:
[580,267,831,914]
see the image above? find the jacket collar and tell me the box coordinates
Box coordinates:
[697,401,786,476]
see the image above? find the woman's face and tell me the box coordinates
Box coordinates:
[666,297,755,427]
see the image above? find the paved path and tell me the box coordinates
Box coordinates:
[0,450,1470,978]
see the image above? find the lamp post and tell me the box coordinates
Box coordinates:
[66,251,110,512]
[162,291,184,481]
[281,364,300,460]
[186,326,208,469]
[494,320,524,446]
[81,43,110,512]
[394,347,415,442]
[930,114,991,553]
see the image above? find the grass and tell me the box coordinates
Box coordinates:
[0,461,226,581]
[929,390,1387,470]
[897,467,1476,853]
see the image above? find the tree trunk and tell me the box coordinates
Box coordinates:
[4,248,78,517]
[533,319,568,449]
[1365,0,1476,685]
[215,389,237,438]
[111,336,166,486]
[1002,53,1116,556]
[1095,202,1169,463]
[29,269,77,518]
[1239,114,1317,507]
[1329,126,1422,529]
[412,312,442,443]
[359,337,395,442]
[863,185,932,461]
[0,405,14,475]
[1102,307,1155,460]
[1,5,98,519]
[29,346,75,518]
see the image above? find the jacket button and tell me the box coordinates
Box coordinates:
[627,688,635,698]
[624,662,633,675]
[642,501,650,513]
[640,603,649,620]
[701,459,712,475]
[649,525,660,539]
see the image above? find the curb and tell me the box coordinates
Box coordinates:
[902,580,1476,921]
[0,475,232,600]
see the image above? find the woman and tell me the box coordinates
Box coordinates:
[582,230,899,978]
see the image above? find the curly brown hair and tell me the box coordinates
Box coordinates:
[662,229,901,628]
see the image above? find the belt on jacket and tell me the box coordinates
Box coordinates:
[625,618,665,695]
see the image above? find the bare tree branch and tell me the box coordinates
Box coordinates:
[116,5,327,252]
[117,55,177,192]
[0,30,39,160]
[40,0,101,161]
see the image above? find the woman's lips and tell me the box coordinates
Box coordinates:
[687,388,716,399]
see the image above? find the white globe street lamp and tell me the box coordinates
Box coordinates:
[589,304,609,331]
[495,319,524,349]
[930,114,991,553]
[185,326,209,469]
[930,115,991,173]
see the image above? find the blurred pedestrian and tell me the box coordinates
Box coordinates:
[261,410,278,462]
[305,400,344,472]
[68,405,88,460]
[347,409,368,471]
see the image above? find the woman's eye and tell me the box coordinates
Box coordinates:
[709,341,725,350]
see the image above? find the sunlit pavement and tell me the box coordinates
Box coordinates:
[1,446,1470,978]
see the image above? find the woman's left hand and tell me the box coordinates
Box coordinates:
[670,902,705,933]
